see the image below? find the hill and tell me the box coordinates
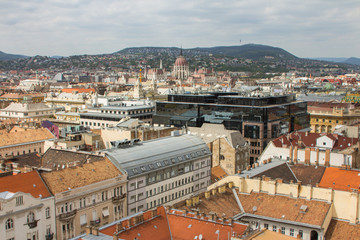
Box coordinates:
[0,51,28,61]
[192,44,298,60]
[116,44,298,61]
[342,57,360,66]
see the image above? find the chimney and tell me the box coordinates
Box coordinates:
[85,226,92,235]
[237,169,242,174]
[91,227,99,236]
[255,163,259,167]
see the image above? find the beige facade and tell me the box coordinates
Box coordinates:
[101,122,176,149]
[208,174,360,236]
[0,128,56,159]
[189,124,250,175]
[41,159,128,240]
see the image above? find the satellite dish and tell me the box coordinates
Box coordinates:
[199,234,203,240]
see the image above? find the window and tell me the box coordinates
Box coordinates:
[102,191,108,201]
[5,218,13,230]
[80,214,87,226]
[45,207,50,219]
[272,225,277,232]
[16,196,23,206]
[264,223,268,229]
[281,227,285,234]
[79,197,86,208]
[27,212,35,223]
[299,230,303,239]
[290,228,294,237]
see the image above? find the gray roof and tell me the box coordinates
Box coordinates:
[89,105,154,111]
[237,158,287,178]
[105,134,211,178]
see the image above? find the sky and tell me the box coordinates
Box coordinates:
[1,0,359,58]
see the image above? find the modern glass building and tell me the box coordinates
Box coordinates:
[154,93,310,164]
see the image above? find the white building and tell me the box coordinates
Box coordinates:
[105,133,212,216]
[0,171,56,240]
[79,101,154,129]
[259,132,360,168]
[0,102,59,120]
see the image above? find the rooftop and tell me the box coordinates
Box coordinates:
[290,164,326,187]
[0,128,55,148]
[105,134,211,178]
[324,219,360,240]
[272,132,358,151]
[0,170,51,199]
[41,148,104,170]
[318,167,360,191]
[237,192,331,227]
[41,158,122,194]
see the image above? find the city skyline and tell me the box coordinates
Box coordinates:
[1,0,359,58]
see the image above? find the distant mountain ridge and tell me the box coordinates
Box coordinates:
[311,57,360,66]
[0,51,28,61]
[117,44,298,60]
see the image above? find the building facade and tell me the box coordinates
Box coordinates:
[0,102,59,120]
[41,158,127,240]
[154,93,309,164]
[308,101,360,133]
[80,102,154,129]
[105,134,212,216]
[0,171,56,240]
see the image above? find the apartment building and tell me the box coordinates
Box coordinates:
[41,158,127,240]
[0,128,56,158]
[105,134,212,216]
[80,102,154,129]
[0,102,59,120]
[0,171,56,240]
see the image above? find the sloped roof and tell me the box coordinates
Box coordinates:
[237,192,331,227]
[41,148,104,169]
[290,164,326,187]
[2,102,52,112]
[100,206,171,240]
[272,132,358,151]
[252,162,297,183]
[0,128,55,147]
[188,123,246,148]
[174,188,241,218]
[168,212,247,240]
[211,165,228,182]
[324,219,360,240]
[105,135,210,178]
[41,158,122,194]
[0,170,51,199]
[318,167,360,191]
[62,88,95,93]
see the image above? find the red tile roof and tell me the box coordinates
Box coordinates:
[272,132,358,151]
[96,205,247,240]
[101,206,171,240]
[0,170,51,198]
[168,212,247,240]
[61,88,95,93]
[319,167,360,191]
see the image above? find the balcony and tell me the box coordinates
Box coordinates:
[112,193,126,204]
[90,218,101,227]
[59,209,77,221]
[25,219,39,229]
[45,233,54,240]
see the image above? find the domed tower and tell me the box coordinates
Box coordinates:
[173,48,189,81]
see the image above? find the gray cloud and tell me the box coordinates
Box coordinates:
[0,0,359,57]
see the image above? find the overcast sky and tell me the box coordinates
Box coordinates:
[1,0,359,58]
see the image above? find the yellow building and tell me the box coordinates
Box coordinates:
[0,93,45,103]
[308,101,360,133]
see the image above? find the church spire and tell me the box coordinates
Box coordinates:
[180,45,183,56]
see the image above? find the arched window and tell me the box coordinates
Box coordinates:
[5,218,13,230]
[27,212,35,223]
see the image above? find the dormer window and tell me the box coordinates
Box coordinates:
[323,142,326,146]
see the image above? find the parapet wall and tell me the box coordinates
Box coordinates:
[207,175,360,224]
